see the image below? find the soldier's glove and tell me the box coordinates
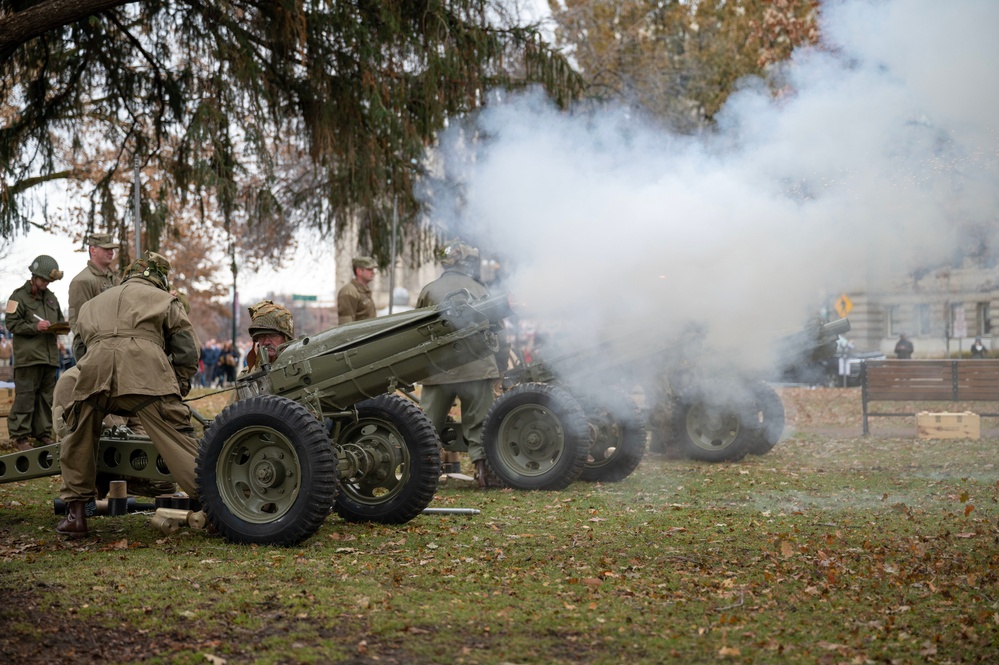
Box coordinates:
[177,377,192,397]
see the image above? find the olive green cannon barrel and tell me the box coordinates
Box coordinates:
[236,292,511,410]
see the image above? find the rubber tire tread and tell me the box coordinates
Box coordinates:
[579,391,647,482]
[747,382,785,456]
[196,395,337,546]
[672,397,754,463]
[333,393,441,524]
[483,383,589,491]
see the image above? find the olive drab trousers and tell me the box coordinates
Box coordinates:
[420,379,496,463]
[9,365,57,440]
[59,394,200,502]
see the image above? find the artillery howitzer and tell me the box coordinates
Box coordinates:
[0,292,511,546]
[466,317,852,489]
[651,316,851,462]
[455,329,677,491]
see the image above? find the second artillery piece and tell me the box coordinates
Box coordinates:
[455,316,851,491]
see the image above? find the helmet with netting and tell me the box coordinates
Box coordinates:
[248,300,295,340]
[123,251,171,291]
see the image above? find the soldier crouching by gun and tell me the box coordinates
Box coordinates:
[243,300,295,374]
[56,252,201,538]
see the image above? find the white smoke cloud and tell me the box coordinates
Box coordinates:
[422,0,999,374]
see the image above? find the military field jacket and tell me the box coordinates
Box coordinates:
[73,277,200,400]
[5,281,64,367]
[416,270,500,385]
[337,279,376,323]
[68,261,121,329]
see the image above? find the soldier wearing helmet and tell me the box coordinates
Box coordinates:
[416,239,501,488]
[55,251,201,538]
[68,233,121,332]
[337,256,378,324]
[245,299,295,372]
[5,255,66,450]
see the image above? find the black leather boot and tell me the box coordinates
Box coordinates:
[474,460,500,489]
[56,500,89,538]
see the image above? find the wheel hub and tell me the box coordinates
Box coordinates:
[252,454,286,489]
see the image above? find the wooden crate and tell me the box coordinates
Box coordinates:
[916,411,980,440]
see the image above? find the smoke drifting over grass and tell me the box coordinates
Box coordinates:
[422,0,998,373]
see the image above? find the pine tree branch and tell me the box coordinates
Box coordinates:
[0,0,136,61]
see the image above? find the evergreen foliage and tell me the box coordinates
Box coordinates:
[0,0,583,261]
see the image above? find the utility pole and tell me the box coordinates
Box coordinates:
[389,194,398,315]
[133,154,141,261]
[230,237,238,344]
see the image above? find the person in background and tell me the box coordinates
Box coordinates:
[894,333,914,359]
[5,255,65,451]
[218,340,240,386]
[56,252,200,538]
[971,336,988,358]
[0,335,12,367]
[57,339,75,378]
[416,240,501,488]
[68,232,120,334]
[337,256,377,323]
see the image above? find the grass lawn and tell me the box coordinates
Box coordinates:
[1,387,997,664]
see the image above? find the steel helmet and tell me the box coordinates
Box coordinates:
[247,300,295,340]
[438,239,480,274]
[123,250,171,290]
[29,255,63,281]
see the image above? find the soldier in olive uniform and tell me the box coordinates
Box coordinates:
[56,252,201,538]
[417,240,501,488]
[5,255,66,450]
[244,300,295,373]
[337,256,377,323]
[68,232,121,332]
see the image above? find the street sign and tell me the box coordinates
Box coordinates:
[835,293,853,318]
[292,294,318,302]
[953,307,968,338]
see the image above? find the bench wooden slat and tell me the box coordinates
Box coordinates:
[861,359,999,434]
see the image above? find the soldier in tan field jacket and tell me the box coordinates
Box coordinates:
[336,256,377,323]
[56,251,201,539]
[67,232,121,331]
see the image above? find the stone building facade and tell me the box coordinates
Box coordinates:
[840,263,998,358]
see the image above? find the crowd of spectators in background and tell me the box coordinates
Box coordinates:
[194,338,250,388]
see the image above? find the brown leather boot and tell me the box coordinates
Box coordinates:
[13,437,33,451]
[474,460,500,489]
[56,500,89,538]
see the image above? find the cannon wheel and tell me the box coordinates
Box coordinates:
[672,395,756,463]
[332,393,440,524]
[483,383,589,490]
[579,391,647,483]
[196,395,337,546]
[747,382,785,456]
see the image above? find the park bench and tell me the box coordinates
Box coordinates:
[860,359,999,434]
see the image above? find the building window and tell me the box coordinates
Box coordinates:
[887,305,902,336]
[976,302,991,336]
[916,304,931,336]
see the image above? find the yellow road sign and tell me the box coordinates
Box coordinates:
[835,293,853,318]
